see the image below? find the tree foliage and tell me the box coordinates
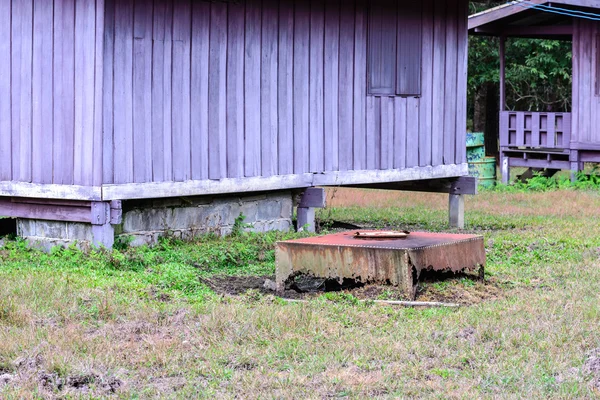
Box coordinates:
[468,1,572,118]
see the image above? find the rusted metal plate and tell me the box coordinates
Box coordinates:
[276,231,485,298]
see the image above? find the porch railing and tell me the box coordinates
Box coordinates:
[500,111,571,151]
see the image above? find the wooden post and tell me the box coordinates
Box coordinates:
[499,35,506,112]
[449,194,464,229]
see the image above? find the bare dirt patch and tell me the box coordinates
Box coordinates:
[201,271,503,305]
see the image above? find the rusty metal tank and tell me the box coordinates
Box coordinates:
[275,231,485,299]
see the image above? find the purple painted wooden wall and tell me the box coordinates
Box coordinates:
[102,0,468,185]
[0,0,103,187]
[572,19,600,148]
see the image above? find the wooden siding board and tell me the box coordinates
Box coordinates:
[406,97,420,167]
[150,0,165,181]
[353,0,367,170]
[293,0,310,174]
[443,0,458,166]
[162,0,174,181]
[74,0,96,186]
[581,21,591,144]
[245,1,262,177]
[32,0,54,184]
[12,0,33,183]
[132,0,153,183]
[393,97,407,169]
[431,0,446,167]
[208,2,227,179]
[366,96,375,169]
[381,96,394,170]
[53,0,75,184]
[397,1,422,96]
[572,20,579,144]
[455,0,468,164]
[261,0,279,177]
[309,0,324,173]
[171,0,192,182]
[226,2,245,179]
[102,0,115,184]
[0,0,10,181]
[338,1,354,171]
[93,0,105,187]
[191,0,210,180]
[278,1,294,175]
[323,0,339,172]
[113,0,134,184]
[419,0,433,167]
[367,0,396,95]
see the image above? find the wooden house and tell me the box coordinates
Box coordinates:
[0,0,473,248]
[469,0,600,183]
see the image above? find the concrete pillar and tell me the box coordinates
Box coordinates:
[501,154,509,184]
[449,194,464,229]
[297,207,316,232]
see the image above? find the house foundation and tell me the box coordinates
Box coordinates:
[14,191,294,250]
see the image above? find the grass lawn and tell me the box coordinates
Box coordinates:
[1,187,600,398]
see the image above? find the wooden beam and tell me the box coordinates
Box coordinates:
[347,176,477,195]
[298,187,326,208]
[473,24,572,38]
[0,182,101,200]
[0,198,93,223]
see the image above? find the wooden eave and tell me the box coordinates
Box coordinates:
[468,0,600,39]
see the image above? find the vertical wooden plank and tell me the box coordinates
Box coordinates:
[132,0,153,183]
[324,0,339,172]
[406,97,420,167]
[419,0,433,166]
[208,2,227,179]
[53,0,75,184]
[191,0,210,180]
[531,113,540,147]
[278,1,294,175]
[171,0,192,182]
[579,22,588,143]
[380,96,394,170]
[393,97,407,169]
[397,1,422,96]
[32,0,53,184]
[261,0,279,176]
[74,0,97,186]
[226,2,245,179]
[338,1,354,171]
[293,0,309,174]
[309,0,324,173]
[499,112,509,147]
[367,0,396,95]
[571,20,579,144]
[103,0,115,184]
[162,1,174,180]
[353,0,367,170]
[93,0,105,186]
[244,0,262,176]
[366,96,376,169]
[443,0,458,165]
[112,0,134,184]
[151,0,165,182]
[11,0,33,183]
[0,0,11,181]
[455,0,468,164]
[431,0,445,167]
[516,112,525,146]
[547,113,556,148]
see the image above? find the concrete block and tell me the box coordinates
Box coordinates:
[252,219,292,233]
[35,221,67,239]
[280,197,293,219]
[66,222,93,241]
[243,194,267,202]
[239,202,258,223]
[257,200,283,221]
[17,219,36,237]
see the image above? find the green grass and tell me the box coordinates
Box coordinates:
[1,189,600,398]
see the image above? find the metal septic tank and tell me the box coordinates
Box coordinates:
[276,231,485,299]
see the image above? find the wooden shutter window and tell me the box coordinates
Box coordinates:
[368,1,397,95]
[396,1,422,96]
